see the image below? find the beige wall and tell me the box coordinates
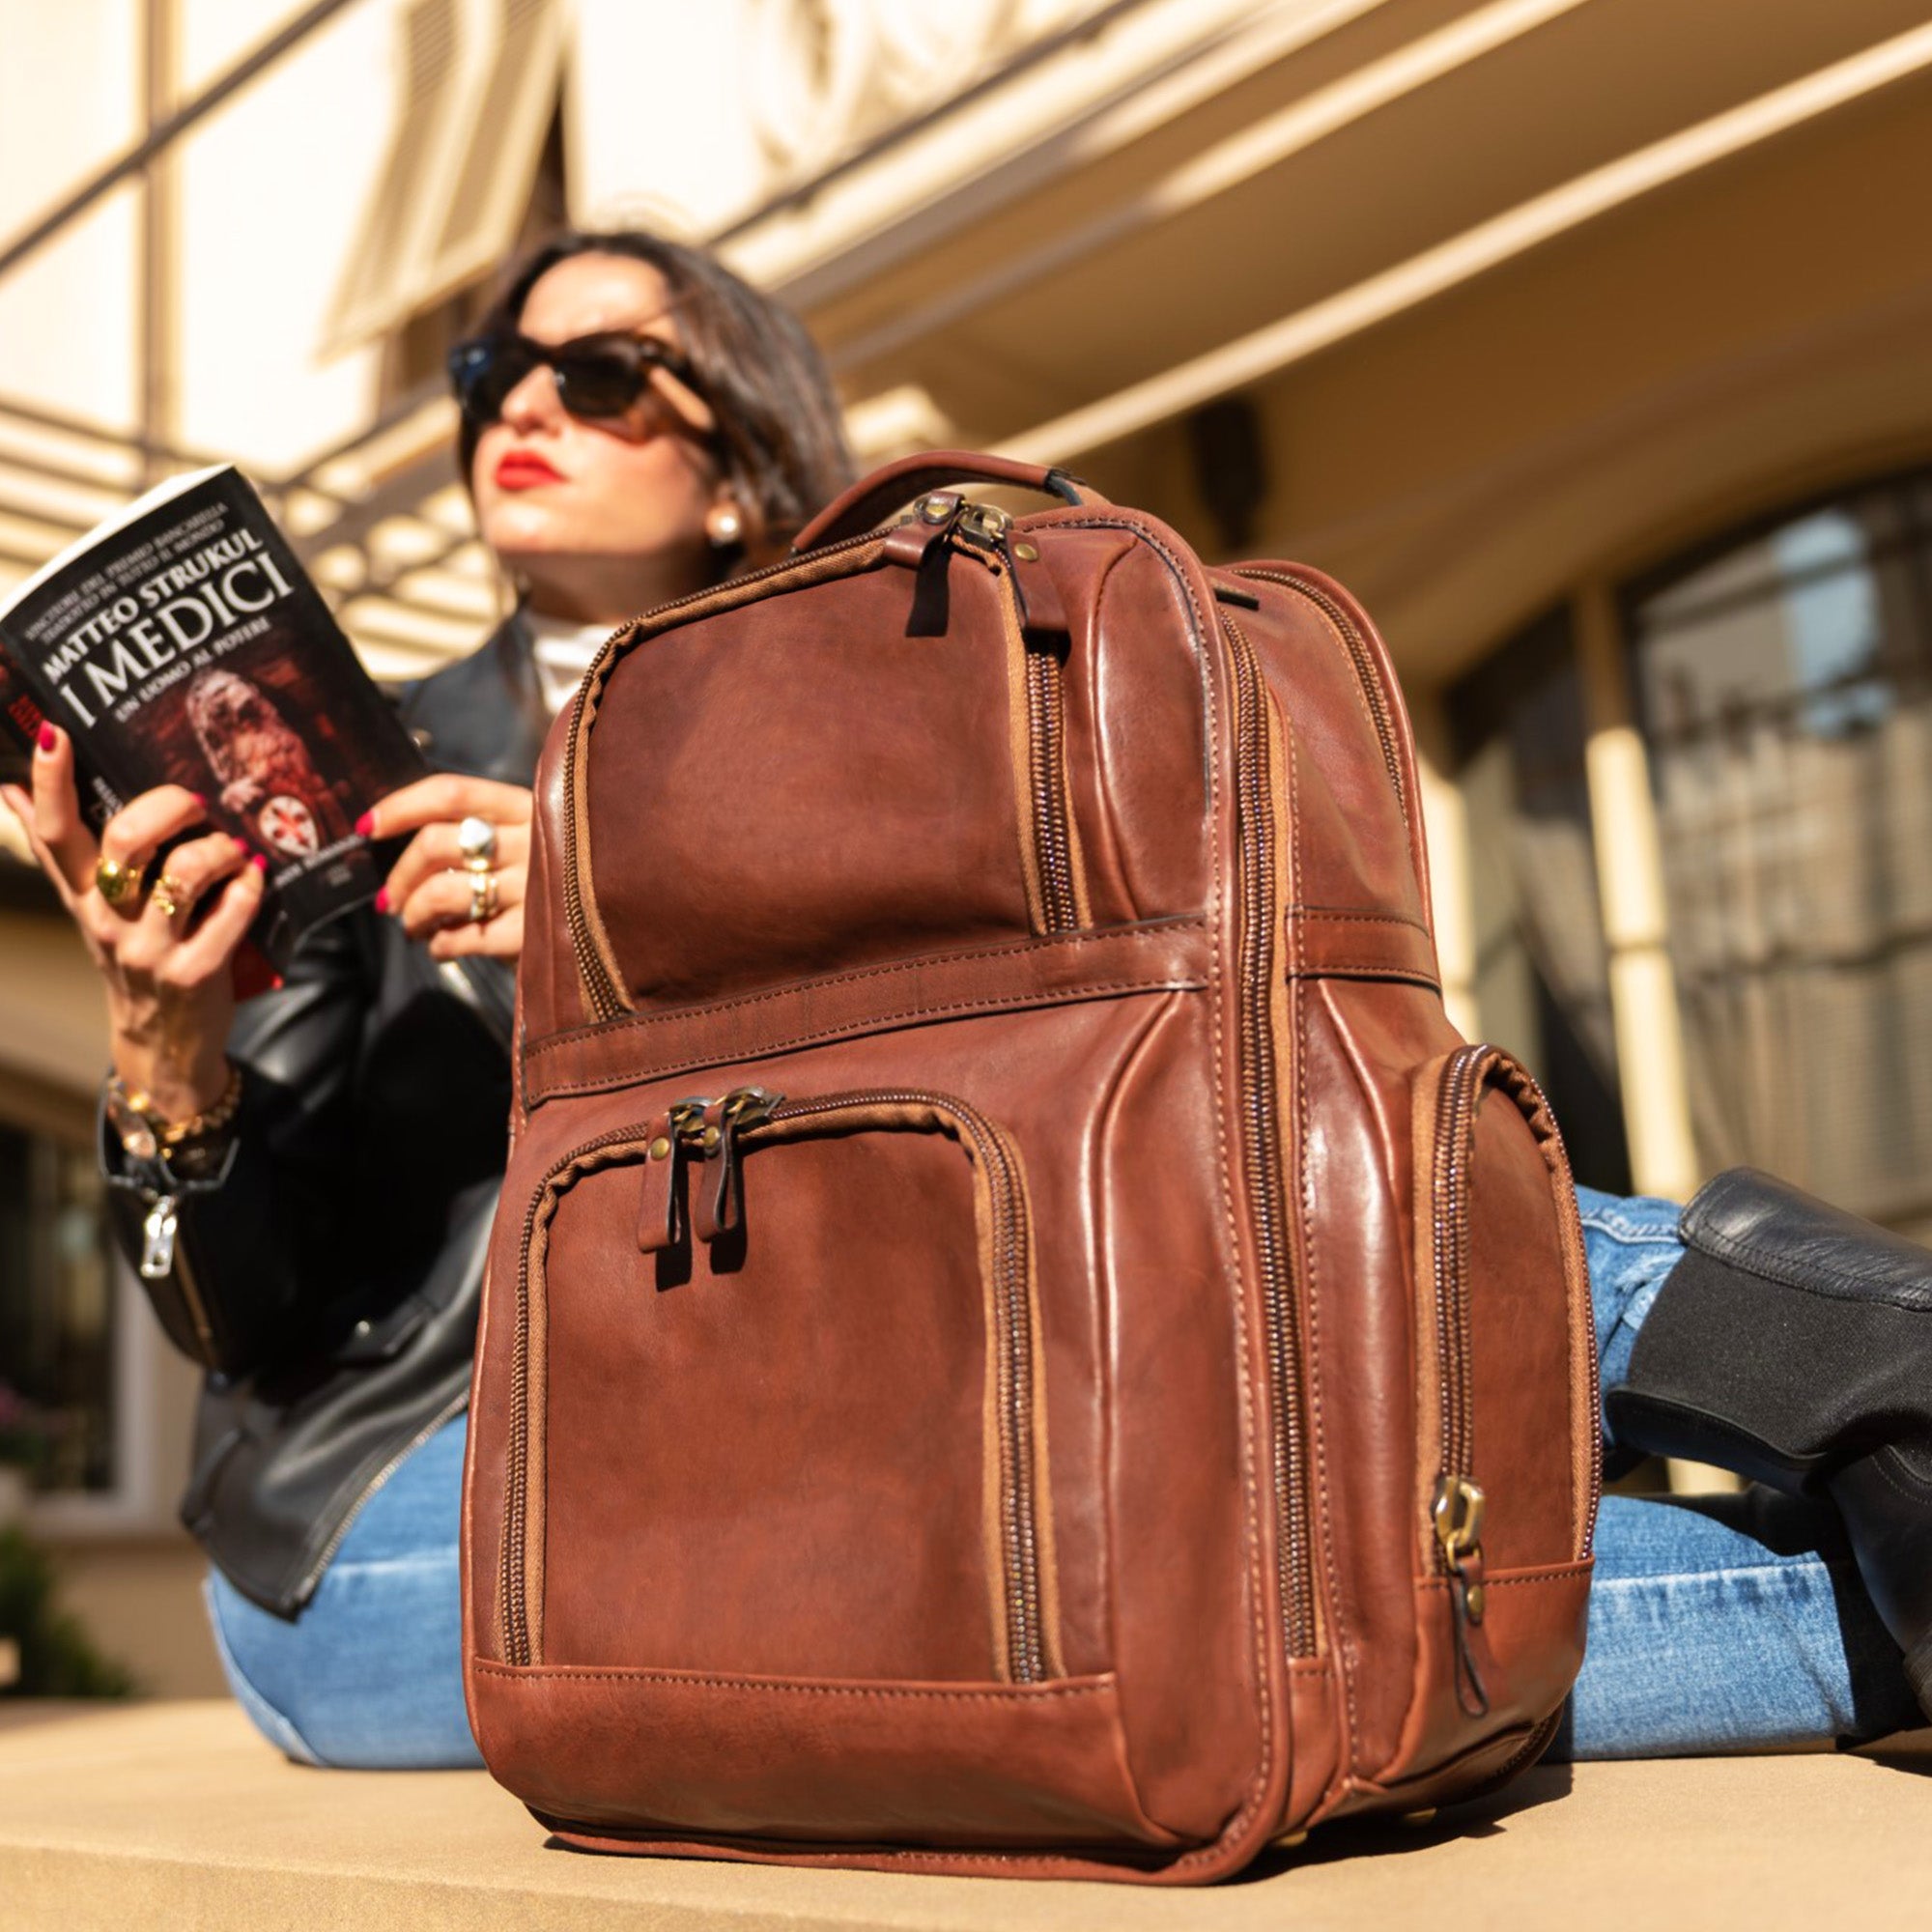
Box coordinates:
[50,1538,225,1697]
[1233,71,1932,685]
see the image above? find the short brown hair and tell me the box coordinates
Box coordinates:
[458,229,854,550]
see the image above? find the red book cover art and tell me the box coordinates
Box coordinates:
[0,466,426,969]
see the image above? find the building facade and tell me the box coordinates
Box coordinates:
[3,0,1931,1690]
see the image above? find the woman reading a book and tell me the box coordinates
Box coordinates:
[4,229,1929,1773]
[3,230,852,1764]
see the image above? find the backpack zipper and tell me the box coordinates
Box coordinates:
[940,503,1087,936]
[1428,1044,1491,1716]
[501,1086,1050,1682]
[1221,611,1317,1658]
[1023,642,1082,933]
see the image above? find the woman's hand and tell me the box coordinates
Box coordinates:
[1,724,266,1122]
[364,774,533,964]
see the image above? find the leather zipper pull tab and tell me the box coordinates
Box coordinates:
[1434,1475,1492,1718]
[638,1101,705,1254]
[1006,535,1068,640]
[695,1087,781,1244]
[692,1100,730,1244]
[1447,1546,1492,1719]
[635,1127,684,1255]
[884,492,962,637]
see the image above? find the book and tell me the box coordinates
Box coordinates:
[0,465,426,969]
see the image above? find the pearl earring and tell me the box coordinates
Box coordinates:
[707,501,744,548]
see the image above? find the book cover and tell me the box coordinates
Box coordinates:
[0,466,426,967]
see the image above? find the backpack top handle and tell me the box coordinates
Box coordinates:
[790,450,1100,554]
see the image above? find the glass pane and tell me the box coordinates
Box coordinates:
[0,1120,117,1492]
[1626,469,1932,1234]
[1449,609,1632,1194]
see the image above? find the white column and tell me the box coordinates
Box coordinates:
[1409,690,1481,1041]
[1574,580,1700,1202]
[1574,580,1735,1492]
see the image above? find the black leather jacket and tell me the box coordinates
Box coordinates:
[98,614,549,1618]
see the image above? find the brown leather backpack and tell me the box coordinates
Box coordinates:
[462,452,1601,1882]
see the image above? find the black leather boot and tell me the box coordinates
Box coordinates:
[1603,1167,1932,1719]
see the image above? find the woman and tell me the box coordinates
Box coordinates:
[2,229,851,1767]
[3,229,1926,1772]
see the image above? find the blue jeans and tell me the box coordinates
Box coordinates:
[205,1414,483,1769]
[205,1187,1921,1768]
[1554,1185,1919,1758]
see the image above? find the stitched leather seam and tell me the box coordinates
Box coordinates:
[527,974,1207,1102]
[1192,558,1278,1868]
[538,968,1194,1065]
[474,1662,1112,1700]
[545,1824,1190,1870]
[1682,1218,1932,1314]
[1861,1444,1932,1502]
[695,1847,1167,1872]
[1318,979,1450,1798]
[1281,962,1439,984]
[1415,1565,1592,1591]
[1065,516,1276,1870]
[1292,751,1355,1765]
[1282,904,1431,931]
[529,921,1209,1058]
[1080,538,1144,921]
[1085,993,1178,1692]
[898,511,1277,1874]
[1291,594,1389,821]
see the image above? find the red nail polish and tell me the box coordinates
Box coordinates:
[355,810,373,838]
[232,835,249,854]
[36,723,55,753]
[250,852,269,872]
[189,790,207,810]
[373,886,389,913]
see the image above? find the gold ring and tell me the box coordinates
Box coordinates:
[456,814,497,869]
[467,867,498,924]
[151,873,188,919]
[95,854,148,905]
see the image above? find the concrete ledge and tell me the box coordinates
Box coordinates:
[1,1700,1927,1930]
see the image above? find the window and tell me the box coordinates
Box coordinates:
[0,1115,117,1493]
[1448,610,1632,1194]
[1625,467,1932,1234]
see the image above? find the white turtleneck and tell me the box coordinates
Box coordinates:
[525,610,617,719]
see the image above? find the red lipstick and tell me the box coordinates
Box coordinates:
[495,449,563,490]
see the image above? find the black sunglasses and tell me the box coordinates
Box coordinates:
[445,329,706,429]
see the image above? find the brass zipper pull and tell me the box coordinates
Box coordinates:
[953,500,1010,549]
[1434,1474,1491,1716]
[955,499,1071,633]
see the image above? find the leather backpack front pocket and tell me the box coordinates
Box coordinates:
[500,1087,1061,1686]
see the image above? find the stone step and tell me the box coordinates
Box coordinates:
[1,1700,1927,1931]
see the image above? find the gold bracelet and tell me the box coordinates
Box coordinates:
[156,1061,244,1150]
[108,1061,244,1158]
